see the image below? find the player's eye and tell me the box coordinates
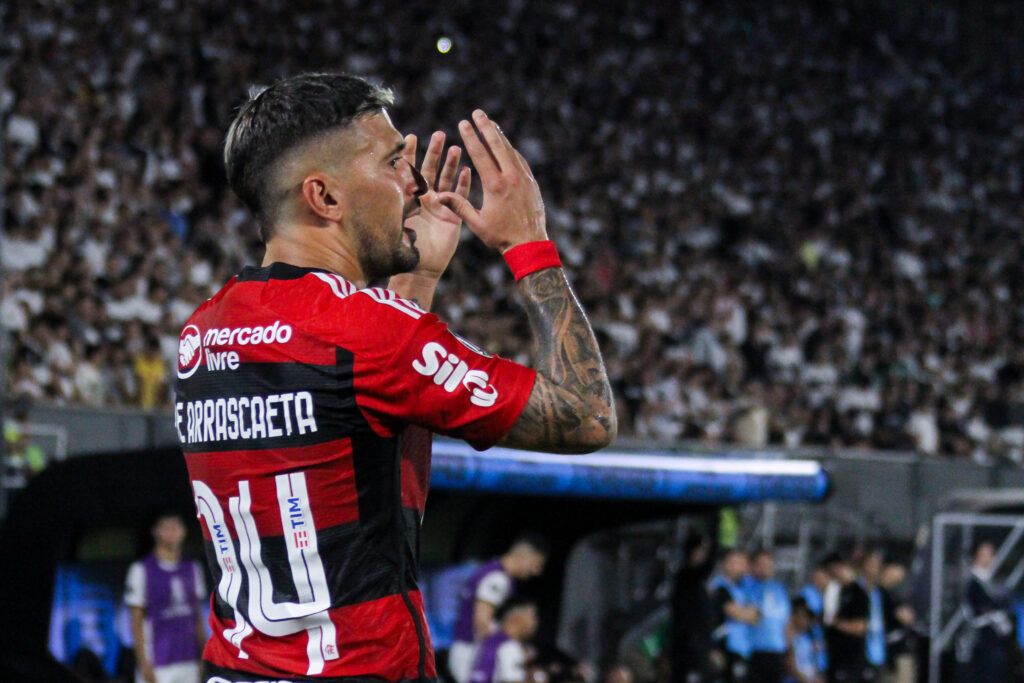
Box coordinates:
[389,157,403,168]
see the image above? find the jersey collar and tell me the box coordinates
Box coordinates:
[237,262,336,282]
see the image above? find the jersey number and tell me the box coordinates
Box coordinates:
[192,473,340,675]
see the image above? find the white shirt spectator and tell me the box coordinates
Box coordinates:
[74,361,106,406]
[0,226,54,271]
[906,408,940,454]
[836,386,882,414]
[6,114,39,148]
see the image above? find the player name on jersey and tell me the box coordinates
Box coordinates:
[175,391,318,445]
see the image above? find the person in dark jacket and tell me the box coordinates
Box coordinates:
[671,531,715,683]
[958,541,1013,683]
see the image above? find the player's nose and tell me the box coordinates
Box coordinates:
[407,161,428,197]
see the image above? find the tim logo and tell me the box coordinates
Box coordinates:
[412,342,498,408]
[294,530,309,549]
[178,324,202,379]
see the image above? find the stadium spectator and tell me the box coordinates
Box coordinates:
[451,534,551,683]
[3,0,1024,462]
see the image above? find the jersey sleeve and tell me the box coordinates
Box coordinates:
[124,562,146,608]
[476,571,512,607]
[338,289,537,450]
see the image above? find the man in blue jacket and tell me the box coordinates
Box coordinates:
[745,548,791,683]
[711,549,760,682]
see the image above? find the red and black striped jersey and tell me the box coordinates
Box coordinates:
[174,262,536,681]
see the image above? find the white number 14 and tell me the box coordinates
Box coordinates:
[192,472,339,675]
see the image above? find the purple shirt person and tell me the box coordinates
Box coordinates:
[449,534,549,683]
[124,512,206,683]
[469,598,538,683]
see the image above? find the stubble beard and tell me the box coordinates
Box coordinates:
[355,216,420,282]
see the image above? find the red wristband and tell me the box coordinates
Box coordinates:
[503,241,562,281]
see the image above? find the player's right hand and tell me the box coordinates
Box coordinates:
[438,109,548,253]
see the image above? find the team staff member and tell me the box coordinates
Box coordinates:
[857,550,886,676]
[175,73,616,682]
[785,599,825,683]
[746,549,791,683]
[823,555,870,683]
[450,533,550,683]
[959,541,1013,682]
[711,549,760,682]
[124,512,207,683]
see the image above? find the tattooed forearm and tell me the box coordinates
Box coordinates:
[501,267,617,453]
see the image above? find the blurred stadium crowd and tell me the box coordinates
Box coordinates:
[3,0,1024,460]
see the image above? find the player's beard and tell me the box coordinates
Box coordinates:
[354,217,420,282]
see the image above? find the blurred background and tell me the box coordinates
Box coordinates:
[1,0,1023,681]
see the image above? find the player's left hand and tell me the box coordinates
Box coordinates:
[403,131,471,279]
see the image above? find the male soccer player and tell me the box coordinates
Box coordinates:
[449,533,549,683]
[124,512,207,683]
[174,73,616,682]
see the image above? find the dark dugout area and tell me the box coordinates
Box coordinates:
[0,447,710,681]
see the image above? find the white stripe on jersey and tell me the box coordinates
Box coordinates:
[312,272,354,299]
[361,287,424,319]
[333,274,356,296]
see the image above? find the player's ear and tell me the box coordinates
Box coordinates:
[300,173,345,222]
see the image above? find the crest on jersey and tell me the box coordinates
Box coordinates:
[177,324,202,379]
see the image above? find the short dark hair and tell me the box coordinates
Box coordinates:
[721,547,747,562]
[224,72,394,242]
[511,531,551,557]
[791,596,812,617]
[150,509,186,528]
[496,595,537,622]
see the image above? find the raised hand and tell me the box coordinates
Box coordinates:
[402,131,471,278]
[438,110,548,253]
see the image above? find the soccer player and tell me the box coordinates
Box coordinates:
[468,597,539,683]
[174,73,616,682]
[124,512,207,683]
[449,533,550,683]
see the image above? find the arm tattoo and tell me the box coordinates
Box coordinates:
[503,267,616,452]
